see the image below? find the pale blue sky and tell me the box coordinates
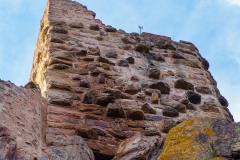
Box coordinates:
[0,0,240,121]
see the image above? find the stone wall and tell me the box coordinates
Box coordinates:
[0,80,94,159]
[29,0,233,159]
[0,80,47,159]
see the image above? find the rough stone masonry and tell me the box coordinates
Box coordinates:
[0,0,236,159]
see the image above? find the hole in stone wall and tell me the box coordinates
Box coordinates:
[93,152,114,160]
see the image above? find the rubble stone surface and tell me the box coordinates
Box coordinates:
[0,0,235,159]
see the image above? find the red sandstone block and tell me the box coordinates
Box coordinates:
[85,119,111,128]
[47,115,65,123]
[99,137,119,146]
[98,143,116,156]
[85,140,100,151]
[47,105,84,119]
[46,127,75,136]
[47,122,79,130]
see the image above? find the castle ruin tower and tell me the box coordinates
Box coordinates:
[30,0,233,159]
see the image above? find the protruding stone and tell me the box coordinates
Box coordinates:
[108,130,126,139]
[98,56,115,65]
[202,57,209,70]
[186,103,196,110]
[157,40,176,50]
[162,106,179,117]
[75,127,98,140]
[88,46,100,55]
[174,79,194,90]
[85,113,102,120]
[83,57,95,61]
[130,32,139,36]
[127,109,145,120]
[149,82,170,94]
[163,41,176,50]
[176,71,186,78]
[145,52,165,62]
[82,91,97,104]
[160,119,177,133]
[200,102,220,113]
[97,73,105,84]
[106,103,125,118]
[187,91,201,104]
[124,83,141,95]
[89,24,100,31]
[49,26,68,34]
[167,70,174,76]
[24,81,37,89]
[172,52,185,59]
[121,36,136,44]
[49,37,64,43]
[48,58,72,66]
[141,103,156,114]
[95,93,115,106]
[104,88,121,97]
[131,75,139,81]
[173,104,187,113]
[174,59,200,68]
[79,80,90,88]
[126,57,135,64]
[218,95,229,107]
[151,92,159,104]
[181,99,189,105]
[100,63,110,70]
[135,43,149,53]
[105,50,118,58]
[113,135,163,160]
[49,64,70,70]
[148,68,160,79]
[195,86,212,94]
[144,127,161,136]
[69,22,84,28]
[47,81,71,91]
[144,89,161,97]
[75,50,87,56]
[105,26,117,32]
[117,60,129,67]
[49,97,73,106]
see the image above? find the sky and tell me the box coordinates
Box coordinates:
[0,0,240,121]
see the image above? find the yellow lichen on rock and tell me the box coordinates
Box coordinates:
[158,117,217,160]
[212,157,224,160]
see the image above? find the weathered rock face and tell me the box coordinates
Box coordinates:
[0,127,16,160]
[0,0,234,159]
[0,80,47,159]
[158,117,240,160]
[0,80,94,160]
[27,0,233,159]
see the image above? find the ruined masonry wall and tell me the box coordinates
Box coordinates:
[30,0,232,158]
[0,80,47,159]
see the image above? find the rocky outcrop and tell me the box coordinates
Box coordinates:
[0,0,235,159]
[0,80,94,159]
[0,127,16,160]
[29,0,233,158]
[158,117,240,160]
[113,135,163,160]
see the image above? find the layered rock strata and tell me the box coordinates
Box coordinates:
[29,0,233,159]
[0,80,94,159]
